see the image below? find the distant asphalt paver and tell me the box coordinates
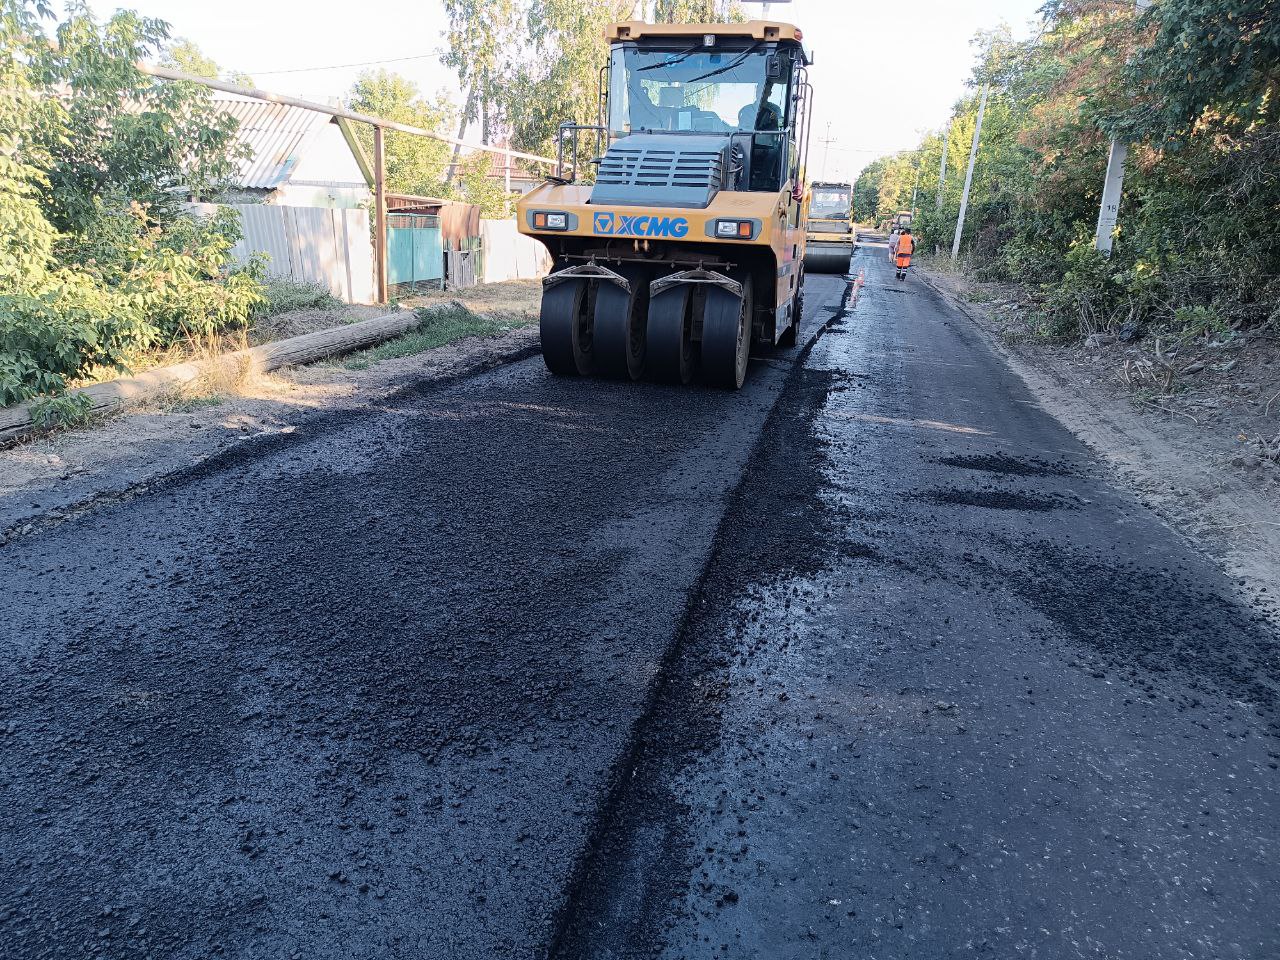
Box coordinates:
[4,243,1279,960]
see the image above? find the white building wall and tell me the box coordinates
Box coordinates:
[274,124,371,209]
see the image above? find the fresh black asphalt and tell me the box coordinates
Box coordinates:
[3,245,1278,959]
[555,243,1280,959]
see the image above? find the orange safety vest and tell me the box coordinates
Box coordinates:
[896,234,914,268]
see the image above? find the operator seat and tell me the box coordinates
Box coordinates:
[739,101,784,190]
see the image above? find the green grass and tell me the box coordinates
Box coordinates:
[254,278,341,317]
[343,303,532,370]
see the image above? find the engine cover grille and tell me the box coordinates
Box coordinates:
[591,134,728,209]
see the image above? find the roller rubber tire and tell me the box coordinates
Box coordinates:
[778,268,802,348]
[701,270,752,390]
[540,278,594,376]
[645,285,695,385]
[592,264,649,381]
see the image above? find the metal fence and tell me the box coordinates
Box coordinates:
[191,202,375,304]
[387,213,444,289]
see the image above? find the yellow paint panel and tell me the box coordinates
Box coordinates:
[605,20,804,43]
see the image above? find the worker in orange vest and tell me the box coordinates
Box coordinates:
[895,227,915,280]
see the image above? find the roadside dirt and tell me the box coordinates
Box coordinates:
[0,286,541,540]
[920,267,1280,620]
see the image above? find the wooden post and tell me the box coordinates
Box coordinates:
[373,125,388,304]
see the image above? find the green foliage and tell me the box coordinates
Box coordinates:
[0,0,264,406]
[1102,0,1280,144]
[652,0,744,20]
[344,302,524,368]
[448,154,516,217]
[28,392,95,430]
[858,0,1280,340]
[348,70,455,197]
[852,159,885,223]
[511,0,633,157]
[161,38,219,78]
[31,3,247,232]
[442,0,521,143]
[160,38,256,87]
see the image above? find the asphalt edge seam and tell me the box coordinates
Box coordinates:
[544,280,857,957]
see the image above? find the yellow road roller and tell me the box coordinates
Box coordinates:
[804,180,854,273]
[517,20,814,389]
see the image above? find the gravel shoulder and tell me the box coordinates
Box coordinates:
[919,267,1280,621]
[0,284,542,540]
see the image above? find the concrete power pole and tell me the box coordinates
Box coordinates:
[951,84,988,262]
[1093,0,1151,255]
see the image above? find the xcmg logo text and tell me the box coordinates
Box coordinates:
[593,213,689,238]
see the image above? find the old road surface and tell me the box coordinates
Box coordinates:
[3,240,1279,960]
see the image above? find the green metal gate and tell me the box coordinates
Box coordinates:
[387,213,444,288]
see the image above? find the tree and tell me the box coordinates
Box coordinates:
[162,38,218,78]
[652,0,744,20]
[1,0,263,404]
[1094,0,1280,143]
[29,3,246,232]
[509,0,632,158]
[347,71,455,197]
[161,37,255,86]
[852,159,885,224]
[441,0,521,187]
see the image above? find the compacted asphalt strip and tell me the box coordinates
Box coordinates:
[554,241,1280,959]
[0,273,846,960]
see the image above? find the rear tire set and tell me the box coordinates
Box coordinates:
[539,266,772,390]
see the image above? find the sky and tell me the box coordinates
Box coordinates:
[89,0,1045,183]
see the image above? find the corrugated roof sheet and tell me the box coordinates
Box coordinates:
[212,93,335,190]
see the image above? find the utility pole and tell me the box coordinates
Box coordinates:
[819,122,836,180]
[951,84,988,262]
[1093,0,1151,255]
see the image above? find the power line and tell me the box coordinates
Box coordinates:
[249,53,440,76]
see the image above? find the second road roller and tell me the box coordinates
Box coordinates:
[804,180,855,274]
[517,19,814,389]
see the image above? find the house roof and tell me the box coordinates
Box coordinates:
[213,92,354,190]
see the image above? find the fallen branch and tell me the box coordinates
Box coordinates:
[1133,395,1200,425]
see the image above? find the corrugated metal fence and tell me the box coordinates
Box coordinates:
[192,202,375,304]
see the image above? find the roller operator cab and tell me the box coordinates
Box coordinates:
[804,181,854,274]
[517,20,814,389]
